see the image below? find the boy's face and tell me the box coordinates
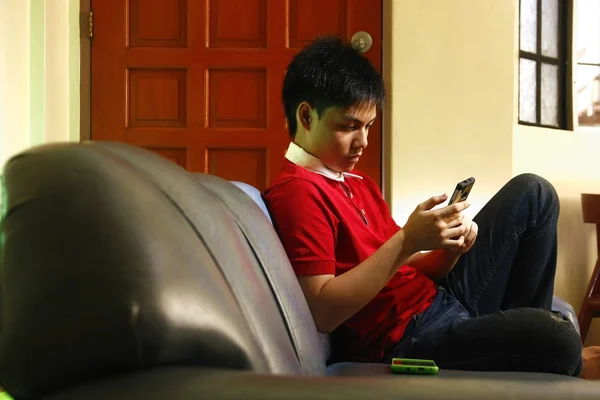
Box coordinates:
[304,102,377,173]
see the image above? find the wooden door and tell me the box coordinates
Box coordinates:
[91,0,383,191]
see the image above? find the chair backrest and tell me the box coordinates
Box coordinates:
[0,142,303,397]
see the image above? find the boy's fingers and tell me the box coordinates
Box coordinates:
[418,194,448,211]
[439,201,470,217]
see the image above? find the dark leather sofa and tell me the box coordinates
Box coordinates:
[1,142,599,399]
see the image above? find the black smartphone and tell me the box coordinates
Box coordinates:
[448,177,475,205]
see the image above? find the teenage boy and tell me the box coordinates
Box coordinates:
[263,36,600,378]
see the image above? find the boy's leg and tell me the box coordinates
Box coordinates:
[400,298,583,375]
[444,173,560,316]
[400,173,582,375]
[391,173,584,375]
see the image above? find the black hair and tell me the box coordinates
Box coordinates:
[282,35,385,138]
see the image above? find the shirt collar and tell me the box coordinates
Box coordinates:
[284,142,363,183]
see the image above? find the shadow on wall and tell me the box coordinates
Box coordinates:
[555,193,600,346]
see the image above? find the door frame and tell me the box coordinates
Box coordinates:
[78,0,393,204]
[79,0,91,142]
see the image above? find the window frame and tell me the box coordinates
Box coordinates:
[573,0,600,131]
[518,0,572,130]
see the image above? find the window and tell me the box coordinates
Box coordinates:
[518,0,569,129]
[575,0,600,128]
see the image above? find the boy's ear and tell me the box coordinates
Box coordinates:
[298,102,312,131]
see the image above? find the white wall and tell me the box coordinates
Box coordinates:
[44,0,80,143]
[514,126,600,345]
[44,0,71,143]
[389,0,516,224]
[0,0,79,173]
[0,0,31,170]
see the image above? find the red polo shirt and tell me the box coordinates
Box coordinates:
[263,150,437,362]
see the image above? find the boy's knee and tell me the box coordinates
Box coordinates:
[509,173,559,216]
[510,173,557,198]
[526,310,582,375]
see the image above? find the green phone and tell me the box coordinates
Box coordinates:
[390,358,439,375]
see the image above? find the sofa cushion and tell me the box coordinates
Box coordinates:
[42,366,600,400]
[326,361,584,379]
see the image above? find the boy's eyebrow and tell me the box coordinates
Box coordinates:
[341,115,377,124]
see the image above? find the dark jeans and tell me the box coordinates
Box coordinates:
[387,174,583,376]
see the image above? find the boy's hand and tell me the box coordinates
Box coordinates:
[450,216,478,254]
[401,194,471,256]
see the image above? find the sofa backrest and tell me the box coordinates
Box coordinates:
[0,142,302,398]
[94,143,329,374]
[193,174,328,375]
[230,181,272,224]
[225,178,333,364]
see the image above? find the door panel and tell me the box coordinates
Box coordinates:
[146,146,188,168]
[207,147,267,189]
[91,0,382,191]
[128,69,187,128]
[288,0,347,47]
[129,0,188,48]
[208,0,267,48]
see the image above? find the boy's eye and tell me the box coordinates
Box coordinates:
[342,125,357,131]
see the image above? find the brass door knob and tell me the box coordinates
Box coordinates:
[351,31,373,53]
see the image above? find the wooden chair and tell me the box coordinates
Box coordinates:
[579,193,600,342]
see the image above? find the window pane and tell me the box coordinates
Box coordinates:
[541,0,558,58]
[576,65,600,127]
[520,58,537,123]
[541,63,558,126]
[520,0,538,53]
[576,0,600,64]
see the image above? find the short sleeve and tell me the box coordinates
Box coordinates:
[264,179,338,276]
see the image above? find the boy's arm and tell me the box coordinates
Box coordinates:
[301,208,473,334]
[405,249,460,280]
[298,229,410,334]
[266,181,413,334]
[269,183,471,334]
